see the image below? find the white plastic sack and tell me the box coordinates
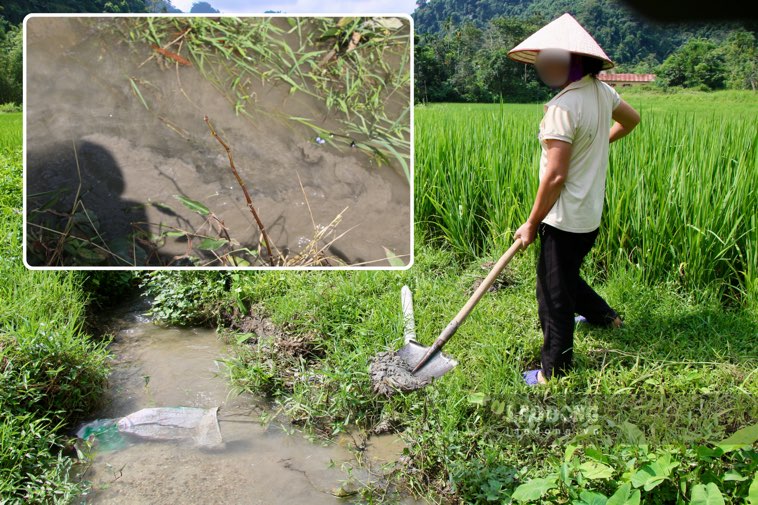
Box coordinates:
[116,406,223,447]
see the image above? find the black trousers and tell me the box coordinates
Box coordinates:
[536,222,618,379]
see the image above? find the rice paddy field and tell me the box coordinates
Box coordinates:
[415,91,758,308]
[0,112,22,151]
[138,90,757,504]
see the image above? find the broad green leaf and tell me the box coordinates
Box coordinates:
[607,483,640,505]
[690,482,725,505]
[559,462,571,485]
[630,465,655,487]
[695,445,723,461]
[467,392,486,406]
[631,464,667,491]
[585,447,609,463]
[383,246,405,267]
[642,476,666,492]
[197,238,228,251]
[174,194,210,217]
[579,460,614,480]
[512,477,558,502]
[619,421,646,445]
[490,399,505,416]
[564,443,579,463]
[723,470,747,482]
[655,453,679,474]
[577,490,608,505]
[714,423,758,453]
[748,473,758,505]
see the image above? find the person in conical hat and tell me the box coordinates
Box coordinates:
[508,14,641,385]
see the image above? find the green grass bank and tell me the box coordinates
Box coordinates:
[140,91,758,503]
[0,113,111,503]
[142,243,757,502]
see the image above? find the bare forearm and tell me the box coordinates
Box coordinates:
[515,138,571,247]
[609,101,640,143]
[609,122,632,143]
[527,173,564,225]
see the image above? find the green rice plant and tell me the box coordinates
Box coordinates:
[0,112,22,154]
[603,111,757,305]
[125,16,411,181]
[415,98,758,307]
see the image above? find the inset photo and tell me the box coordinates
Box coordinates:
[24,14,411,268]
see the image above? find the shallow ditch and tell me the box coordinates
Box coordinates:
[74,298,418,504]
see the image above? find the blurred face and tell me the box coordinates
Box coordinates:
[535,49,571,89]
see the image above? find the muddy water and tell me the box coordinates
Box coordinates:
[25,17,410,266]
[77,301,414,504]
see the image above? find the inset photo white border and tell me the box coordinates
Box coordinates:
[23,13,414,271]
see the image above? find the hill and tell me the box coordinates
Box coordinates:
[412,0,757,102]
[412,0,752,66]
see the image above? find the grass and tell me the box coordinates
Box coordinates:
[140,89,757,503]
[0,113,111,503]
[127,16,411,180]
[415,91,758,308]
[0,112,22,151]
[143,242,757,503]
[618,88,758,117]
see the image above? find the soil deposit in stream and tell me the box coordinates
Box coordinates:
[75,300,416,504]
[369,351,433,396]
[24,16,411,267]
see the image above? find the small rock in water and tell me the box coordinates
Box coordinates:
[369,351,432,397]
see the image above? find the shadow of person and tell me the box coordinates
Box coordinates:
[26,139,172,266]
[563,297,756,444]
[576,302,755,365]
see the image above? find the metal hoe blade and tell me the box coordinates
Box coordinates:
[396,340,458,379]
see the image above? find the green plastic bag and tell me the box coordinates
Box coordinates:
[76,407,222,452]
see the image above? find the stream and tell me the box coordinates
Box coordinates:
[75,299,417,504]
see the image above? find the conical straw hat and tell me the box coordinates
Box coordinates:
[508,13,614,70]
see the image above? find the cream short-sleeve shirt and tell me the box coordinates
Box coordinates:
[538,74,621,233]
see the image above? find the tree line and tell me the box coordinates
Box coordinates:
[413,0,757,102]
[0,18,21,106]
[1,0,755,106]
[0,0,230,106]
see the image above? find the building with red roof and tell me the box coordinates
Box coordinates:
[597,73,656,87]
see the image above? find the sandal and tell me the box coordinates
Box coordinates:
[575,314,624,328]
[523,369,543,386]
